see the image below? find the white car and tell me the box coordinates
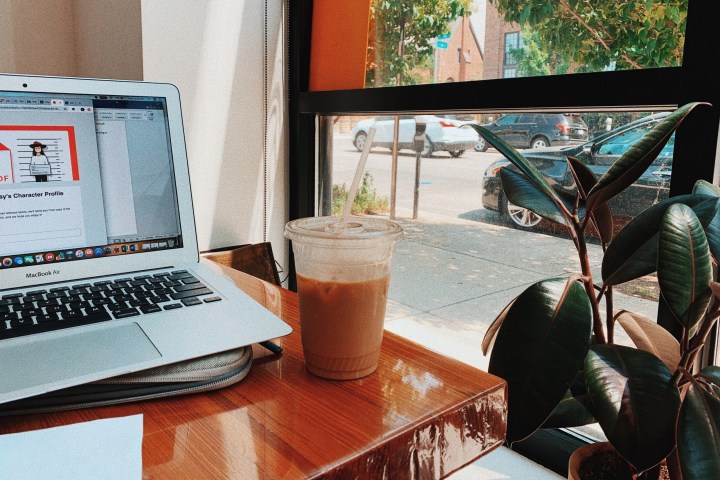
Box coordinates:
[351,115,479,158]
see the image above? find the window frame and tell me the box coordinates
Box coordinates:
[288,0,720,475]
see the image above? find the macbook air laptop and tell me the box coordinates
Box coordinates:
[0,73,291,404]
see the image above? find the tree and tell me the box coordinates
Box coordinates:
[366,0,472,87]
[490,0,687,71]
[509,27,569,77]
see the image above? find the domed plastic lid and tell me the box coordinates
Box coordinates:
[284,216,403,243]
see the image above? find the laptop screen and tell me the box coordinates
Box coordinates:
[0,91,183,270]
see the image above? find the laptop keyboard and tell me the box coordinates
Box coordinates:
[0,270,221,340]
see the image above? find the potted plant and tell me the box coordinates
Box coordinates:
[467,103,720,480]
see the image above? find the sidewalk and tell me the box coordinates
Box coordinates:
[384,210,655,371]
[381,211,656,479]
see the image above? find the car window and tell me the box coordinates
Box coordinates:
[518,114,536,123]
[496,115,517,126]
[596,122,656,158]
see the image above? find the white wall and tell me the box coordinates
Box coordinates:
[141,0,288,274]
[0,0,142,79]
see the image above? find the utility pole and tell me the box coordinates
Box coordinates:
[390,21,405,220]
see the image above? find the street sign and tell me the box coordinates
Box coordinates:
[437,33,451,39]
[436,41,448,49]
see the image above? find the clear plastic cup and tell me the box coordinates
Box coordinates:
[285,216,403,380]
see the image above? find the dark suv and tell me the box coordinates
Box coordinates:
[481,112,673,229]
[475,113,588,151]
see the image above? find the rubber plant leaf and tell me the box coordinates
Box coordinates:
[614,310,681,371]
[677,381,720,480]
[693,179,720,261]
[585,344,680,473]
[602,194,719,286]
[567,156,613,244]
[466,124,564,208]
[488,278,592,444]
[481,296,517,356]
[658,204,713,333]
[500,168,566,225]
[586,102,707,215]
[700,365,720,397]
[542,389,596,429]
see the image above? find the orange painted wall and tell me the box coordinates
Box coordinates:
[309,0,371,91]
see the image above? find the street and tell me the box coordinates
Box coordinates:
[331,133,501,222]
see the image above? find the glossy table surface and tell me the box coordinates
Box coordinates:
[0,260,507,479]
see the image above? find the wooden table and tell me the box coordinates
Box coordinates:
[0,260,507,479]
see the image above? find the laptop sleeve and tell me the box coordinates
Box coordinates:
[0,346,251,415]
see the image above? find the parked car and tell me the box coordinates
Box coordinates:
[351,115,478,158]
[482,112,674,229]
[474,113,589,152]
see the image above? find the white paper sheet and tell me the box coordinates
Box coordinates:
[0,414,143,480]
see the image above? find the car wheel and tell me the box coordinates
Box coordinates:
[354,131,368,152]
[421,139,434,158]
[475,137,488,152]
[502,195,542,228]
[530,136,550,149]
[449,150,465,158]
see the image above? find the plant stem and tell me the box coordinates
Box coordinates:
[606,287,614,344]
[574,219,606,344]
[676,305,720,382]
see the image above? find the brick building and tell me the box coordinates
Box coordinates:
[434,16,484,83]
[482,3,521,80]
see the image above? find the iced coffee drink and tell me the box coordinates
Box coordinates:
[285,217,403,380]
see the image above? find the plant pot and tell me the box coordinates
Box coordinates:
[568,442,634,480]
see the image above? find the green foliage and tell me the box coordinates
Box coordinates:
[481,103,720,477]
[366,0,471,87]
[332,173,389,216]
[510,27,569,77]
[490,0,687,72]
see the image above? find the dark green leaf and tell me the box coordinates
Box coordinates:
[700,365,720,391]
[466,124,562,206]
[658,204,713,332]
[678,382,720,480]
[489,278,592,444]
[602,195,719,286]
[585,344,680,473]
[500,168,567,225]
[542,390,596,429]
[481,296,517,356]
[586,103,708,214]
[567,156,613,244]
[693,180,720,261]
[693,180,720,197]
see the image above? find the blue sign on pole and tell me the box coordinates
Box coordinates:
[437,33,451,40]
[436,41,449,49]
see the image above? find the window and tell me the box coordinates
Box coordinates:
[291,0,718,475]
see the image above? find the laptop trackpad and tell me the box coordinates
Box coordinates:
[0,323,161,396]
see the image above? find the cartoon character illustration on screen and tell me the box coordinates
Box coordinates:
[29,141,51,182]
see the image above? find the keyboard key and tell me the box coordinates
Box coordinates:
[182,277,201,285]
[203,296,222,303]
[168,273,193,281]
[140,304,162,314]
[112,308,140,319]
[36,313,59,323]
[175,283,207,292]
[49,286,70,292]
[163,303,183,310]
[26,289,48,295]
[37,299,60,308]
[10,317,36,328]
[19,309,42,318]
[108,302,129,311]
[182,297,202,306]
[1,293,23,299]
[171,288,212,300]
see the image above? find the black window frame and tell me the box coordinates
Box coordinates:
[288,0,719,475]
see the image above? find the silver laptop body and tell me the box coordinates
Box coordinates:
[0,73,291,404]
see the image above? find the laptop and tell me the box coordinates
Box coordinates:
[0,73,292,404]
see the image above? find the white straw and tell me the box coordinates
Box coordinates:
[342,127,376,224]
